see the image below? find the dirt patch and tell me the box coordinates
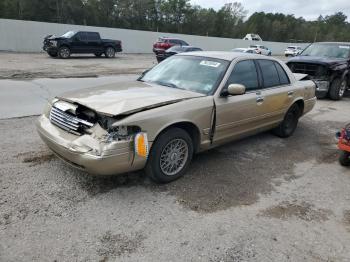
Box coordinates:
[15,150,54,166]
[74,171,154,197]
[343,210,350,231]
[161,120,342,213]
[210,240,257,262]
[260,201,332,222]
[97,231,145,258]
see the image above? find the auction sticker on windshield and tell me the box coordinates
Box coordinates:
[200,61,221,68]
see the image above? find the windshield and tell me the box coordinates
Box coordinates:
[287,46,296,50]
[301,43,350,59]
[61,31,76,38]
[141,56,229,95]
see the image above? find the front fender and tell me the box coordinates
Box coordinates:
[112,96,214,142]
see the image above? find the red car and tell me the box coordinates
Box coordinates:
[153,37,189,62]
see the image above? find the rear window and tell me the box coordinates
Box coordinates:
[274,62,290,85]
[87,32,100,41]
[190,48,202,51]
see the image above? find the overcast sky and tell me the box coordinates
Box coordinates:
[190,0,350,21]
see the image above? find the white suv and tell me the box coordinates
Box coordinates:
[250,45,272,56]
[285,46,303,57]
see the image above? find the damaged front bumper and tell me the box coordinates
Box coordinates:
[36,115,148,175]
[314,80,330,98]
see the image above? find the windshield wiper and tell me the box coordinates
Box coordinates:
[153,81,183,90]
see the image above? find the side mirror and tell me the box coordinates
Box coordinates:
[227,84,246,96]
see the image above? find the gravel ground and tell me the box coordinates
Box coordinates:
[0,52,157,79]
[1,99,350,261]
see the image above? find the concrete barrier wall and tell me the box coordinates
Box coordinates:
[0,19,309,54]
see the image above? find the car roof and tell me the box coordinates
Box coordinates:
[180,51,270,61]
[79,31,98,33]
[159,37,183,40]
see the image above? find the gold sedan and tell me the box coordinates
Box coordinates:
[36,52,316,183]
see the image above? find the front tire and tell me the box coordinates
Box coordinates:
[339,151,350,166]
[48,51,58,58]
[145,128,193,183]
[94,52,102,57]
[58,46,70,59]
[329,78,347,100]
[105,47,115,58]
[273,104,301,138]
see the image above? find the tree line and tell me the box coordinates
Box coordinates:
[1,0,349,42]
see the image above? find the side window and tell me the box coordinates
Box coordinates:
[181,40,189,46]
[78,32,88,41]
[170,40,180,45]
[226,60,259,91]
[87,32,100,41]
[274,62,290,85]
[258,60,280,88]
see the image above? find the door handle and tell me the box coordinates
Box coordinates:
[256,97,264,103]
[288,91,294,96]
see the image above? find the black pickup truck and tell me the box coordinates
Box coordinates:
[287,42,350,100]
[43,31,122,59]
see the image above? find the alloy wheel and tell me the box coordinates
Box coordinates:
[160,138,189,176]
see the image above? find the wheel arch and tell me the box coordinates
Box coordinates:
[104,44,115,50]
[151,121,201,154]
[59,44,70,49]
[290,99,304,117]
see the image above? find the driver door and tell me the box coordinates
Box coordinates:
[214,59,265,145]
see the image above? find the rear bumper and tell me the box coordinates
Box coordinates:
[36,115,146,176]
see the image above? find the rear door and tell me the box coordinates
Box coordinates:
[255,59,294,125]
[86,32,103,53]
[214,59,265,144]
[70,32,88,53]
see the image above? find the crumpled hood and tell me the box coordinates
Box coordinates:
[287,55,348,67]
[57,81,205,116]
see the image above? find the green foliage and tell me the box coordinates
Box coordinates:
[0,0,349,42]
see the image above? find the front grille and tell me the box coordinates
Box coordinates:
[49,106,94,135]
[288,63,327,77]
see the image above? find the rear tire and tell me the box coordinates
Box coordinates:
[339,151,350,166]
[273,104,300,138]
[105,47,115,58]
[145,128,193,183]
[58,46,70,59]
[329,78,347,100]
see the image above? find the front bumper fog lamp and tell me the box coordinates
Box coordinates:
[135,132,149,158]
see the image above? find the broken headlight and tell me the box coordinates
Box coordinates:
[105,126,141,142]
